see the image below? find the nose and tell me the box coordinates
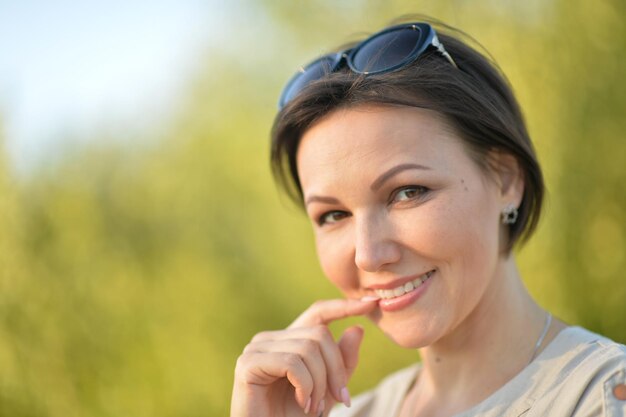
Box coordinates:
[353,213,401,272]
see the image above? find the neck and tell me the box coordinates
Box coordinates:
[413,256,547,412]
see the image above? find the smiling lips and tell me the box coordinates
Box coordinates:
[372,270,435,300]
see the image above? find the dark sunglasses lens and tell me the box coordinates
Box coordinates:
[281,56,337,107]
[351,27,422,73]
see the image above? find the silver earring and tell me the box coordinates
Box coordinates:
[501,204,518,225]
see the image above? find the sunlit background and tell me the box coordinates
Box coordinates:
[0,1,624,416]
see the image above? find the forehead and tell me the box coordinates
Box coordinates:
[296,105,469,189]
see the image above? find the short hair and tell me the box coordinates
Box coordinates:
[270,19,544,252]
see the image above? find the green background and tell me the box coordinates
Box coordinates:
[1,1,625,416]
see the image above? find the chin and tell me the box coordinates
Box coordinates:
[368,310,435,349]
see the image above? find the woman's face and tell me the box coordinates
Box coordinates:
[297,105,521,348]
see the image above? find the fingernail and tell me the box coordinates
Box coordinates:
[340,386,351,407]
[317,399,325,414]
[304,396,311,414]
[360,295,380,302]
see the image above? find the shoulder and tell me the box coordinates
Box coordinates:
[568,327,626,416]
[556,326,626,375]
[531,326,626,416]
[329,364,420,417]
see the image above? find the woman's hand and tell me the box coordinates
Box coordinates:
[230,298,378,417]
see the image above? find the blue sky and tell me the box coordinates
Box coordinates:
[0,0,226,172]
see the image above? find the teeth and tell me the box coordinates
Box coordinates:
[374,270,434,300]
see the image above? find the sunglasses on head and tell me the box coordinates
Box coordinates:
[278,22,458,110]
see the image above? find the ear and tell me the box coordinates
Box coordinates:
[487,150,524,208]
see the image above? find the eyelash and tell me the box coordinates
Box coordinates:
[316,185,431,226]
[316,211,349,226]
[389,185,430,204]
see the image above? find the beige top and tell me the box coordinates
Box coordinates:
[330,327,626,417]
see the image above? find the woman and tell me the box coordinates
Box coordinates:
[230,19,626,417]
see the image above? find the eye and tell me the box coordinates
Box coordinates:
[317,210,350,226]
[390,185,430,203]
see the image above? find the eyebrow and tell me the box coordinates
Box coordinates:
[370,163,431,191]
[304,163,431,207]
[304,195,341,207]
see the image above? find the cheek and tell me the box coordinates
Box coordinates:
[396,188,500,268]
[315,231,357,293]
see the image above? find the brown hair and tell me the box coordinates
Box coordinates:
[270,19,544,252]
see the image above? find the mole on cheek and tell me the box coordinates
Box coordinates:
[461,178,468,191]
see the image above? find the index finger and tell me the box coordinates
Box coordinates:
[289,298,378,329]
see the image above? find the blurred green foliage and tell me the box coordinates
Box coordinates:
[1,0,625,416]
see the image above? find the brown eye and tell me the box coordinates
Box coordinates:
[391,186,429,203]
[318,211,349,226]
